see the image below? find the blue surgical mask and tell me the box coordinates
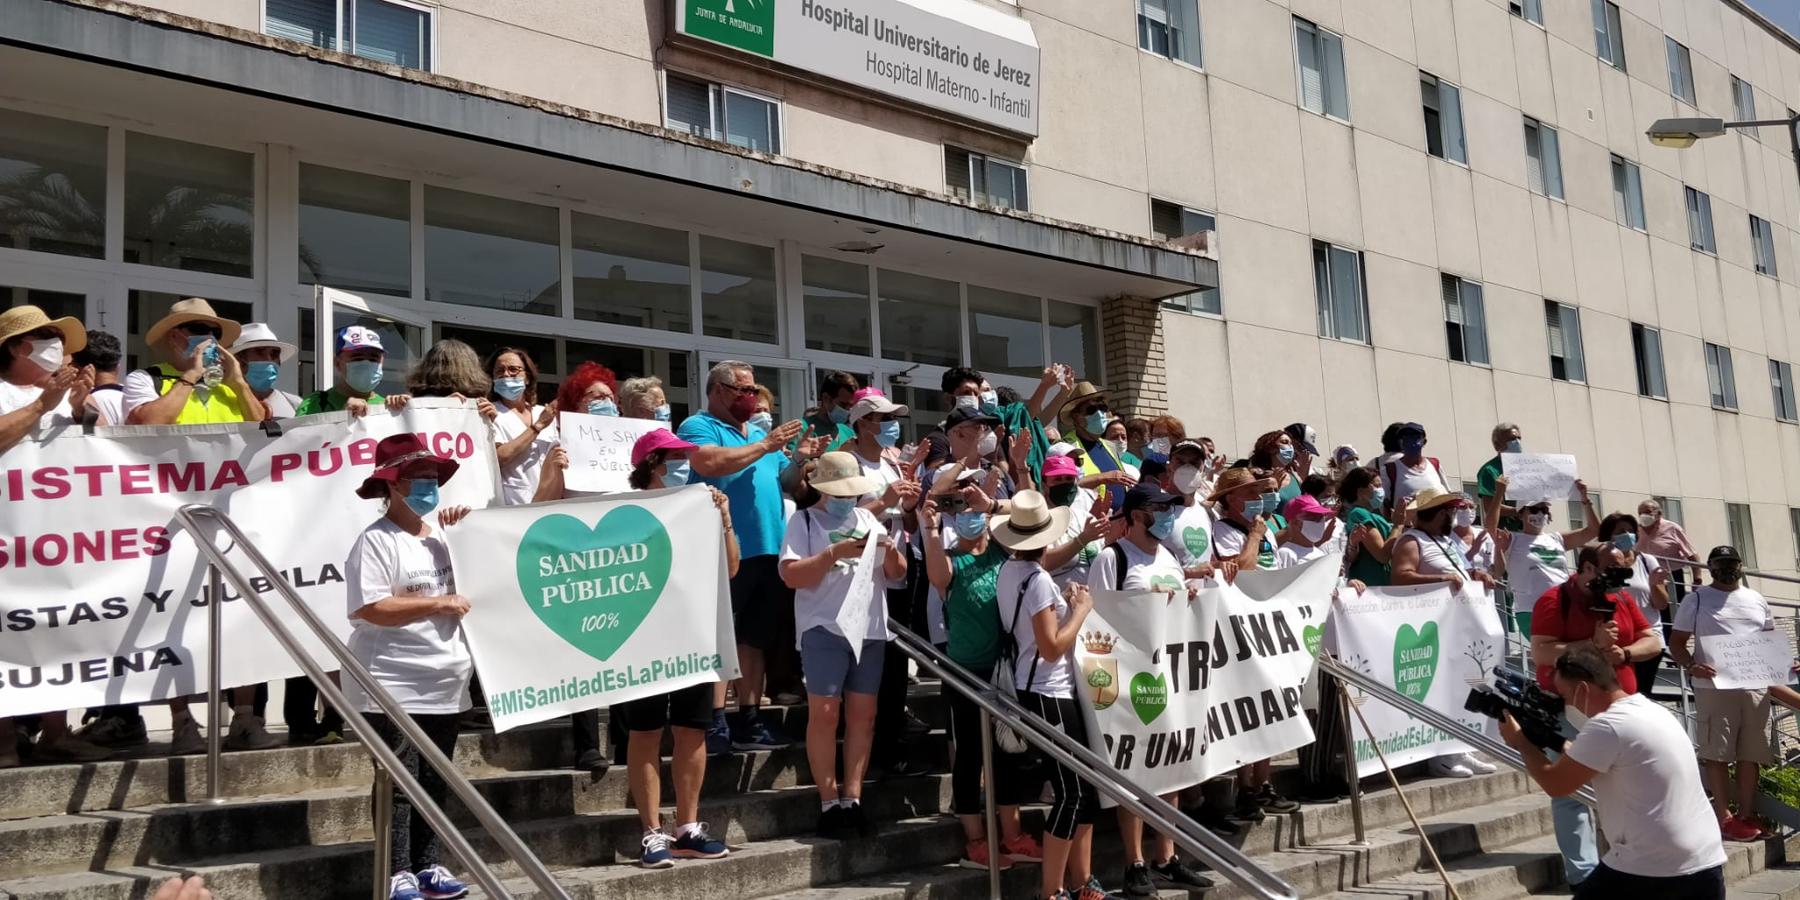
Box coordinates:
[184,335,220,367]
[1277,445,1296,464]
[245,362,279,393]
[402,478,439,516]
[1260,491,1282,513]
[1401,437,1425,456]
[825,495,858,518]
[345,359,382,393]
[1242,498,1265,517]
[1084,411,1110,436]
[1370,487,1387,509]
[1504,438,1522,454]
[748,411,773,432]
[952,510,988,540]
[876,420,901,448]
[661,460,691,487]
[829,405,850,424]
[1148,508,1177,541]
[1612,532,1637,552]
[493,376,526,401]
[654,404,672,423]
[981,390,999,414]
[587,399,618,417]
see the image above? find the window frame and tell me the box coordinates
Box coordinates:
[1544,299,1586,383]
[1293,16,1351,122]
[1667,37,1696,104]
[1725,501,1758,569]
[1312,240,1371,344]
[1704,341,1739,410]
[662,72,785,155]
[1420,72,1468,165]
[944,145,1030,212]
[1440,272,1489,366]
[1685,186,1717,253]
[263,0,436,71]
[1732,75,1756,123]
[1772,359,1798,422]
[1510,0,1544,26]
[1523,116,1565,200]
[1611,155,1646,230]
[1136,0,1203,68]
[1751,215,1778,276]
[1593,0,1626,71]
[1150,199,1221,316]
[1630,322,1668,399]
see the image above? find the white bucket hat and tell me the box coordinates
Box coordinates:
[231,322,298,362]
[989,489,1071,552]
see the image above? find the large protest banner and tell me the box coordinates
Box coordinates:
[1325,582,1505,777]
[0,400,498,717]
[446,486,740,732]
[1073,555,1335,801]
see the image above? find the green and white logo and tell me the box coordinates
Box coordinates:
[1393,622,1440,702]
[683,0,775,57]
[516,506,673,663]
[1129,671,1169,725]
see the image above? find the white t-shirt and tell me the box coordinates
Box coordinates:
[1274,541,1332,569]
[1381,458,1448,511]
[1619,552,1665,623]
[120,369,165,420]
[1401,527,1468,578]
[997,559,1074,697]
[1162,503,1214,569]
[261,389,301,419]
[1505,530,1571,615]
[1048,501,1101,591]
[1088,539,1184,593]
[1455,527,1496,573]
[0,378,76,429]
[492,406,557,507]
[853,452,902,518]
[1213,517,1277,569]
[1673,585,1774,689]
[85,384,126,426]
[343,518,473,715]
[1565,694,1729,878]
[780,505,891,646]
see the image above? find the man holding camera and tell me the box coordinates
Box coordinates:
[1501,644,1726,900]
[1527,544,1663,887]
[1670,545,1776,842]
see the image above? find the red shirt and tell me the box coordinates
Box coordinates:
[1531,583,1651,693]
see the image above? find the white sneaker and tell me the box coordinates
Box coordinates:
[1426,755,1473,779]
[1457,752,1498,775]
[169,718,205,755]
[226,713,280,751]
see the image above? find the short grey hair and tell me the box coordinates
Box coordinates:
[619,376,665,416]
[706,360,753,393]
[1491,422,1520,445]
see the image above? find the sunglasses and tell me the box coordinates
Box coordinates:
[718,384,759,397]
[178,322,224,339]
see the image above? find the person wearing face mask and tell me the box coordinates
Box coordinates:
[1282,423,1320,484]
[619,375,672,423]
[1528,543,1660,887]
[803,370,860,452]
[485,347,558,507]
[1328,444,1360,480]
[1448,492,1497,576]
[1636,499,1699,601]
[1142,415,1185,464]
[1163,441,1222,580]
[228,324,301,420]
[1249,431,1304,508]
[534,362,625,504]
[1377,422,1448,519]
[1209,467,1282,578]
[616,430,737,867]
[1040,454,1111,590]
[1274,494,1342,568]
[124,298,265,425]
[345,433,476,900]
[1487,476,1599,634]
[1123,417,1152,461]
[1088,483,1214,896]
[1500,644,1726,900]
[1337,467,1396,588]
[1101,418,1143,469]
[1671,545,1777,843]
[1476,423,1524,531]
[1054,381,1134,514]
[1595,514,1670,696]
[64,328,122,427]
[778,452,907,839]
[294,325,409,419]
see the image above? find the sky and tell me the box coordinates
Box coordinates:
[1743,0,1800,42]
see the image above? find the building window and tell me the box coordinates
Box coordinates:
[1732,75,1756,122]
[699,237,778,344]
[0,107,107,260]
[1523,117,1564,199]
[1313,241,1369,344]
[1685,186,1716,253]
[665,74,782,154]
[1631,323,1668,398]
[571,212,694,334]
[1654,495,1685,525]
[1151,200,1221,315]
[1704,341,1738,410]
[1294,17,1350,120]
[1441,274,1489,365]
[298,163,411,299]
[1667,38,1696,104]
[801,256,872,355]
[1137,0,1202,66]
[124,132,255,279]
[968,286,1046,377]
[1751,215,1778,276]
[1544,300,1585,382]
[946,147,1029,211]
[1790,507,1800,567]
[1048,299,1103,380]
[1510,0,1543,25]
[1420,73,1467,164]
[880,269,962,367]
[423,186,560,316]
[1593,0,1625,70]
[1772,360,1797,422]
[1610,156,1646,229]
[1726,502,1758,568]
[265,0,432,70]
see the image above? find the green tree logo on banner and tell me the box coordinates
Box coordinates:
[685,0,775,57]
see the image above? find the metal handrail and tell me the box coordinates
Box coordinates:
[886,618,1300,900]
[174,504,572,900]
[1316,654,1599,809]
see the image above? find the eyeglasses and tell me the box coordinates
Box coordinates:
[178,322,223,339]
[717,383,759,397]
[495,364,527,377]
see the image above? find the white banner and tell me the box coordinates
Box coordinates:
[0,400,498,717]
[559,412,669,494]
[1325,582,1506,777]
[1500,452,1578,503]
[445,487,740,732]
[1073,555,1335,802]
[1703,629,1793,689]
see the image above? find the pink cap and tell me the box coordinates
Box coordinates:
[631,428,696,467]
[1042,455,1081,479]
[1285,494,1333,519]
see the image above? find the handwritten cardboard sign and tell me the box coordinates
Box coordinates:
[1501,453,1578,503]
[1705,628,1794,690]
[559,412,670,494]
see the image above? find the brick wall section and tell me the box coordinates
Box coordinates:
[1100,295,1166,419]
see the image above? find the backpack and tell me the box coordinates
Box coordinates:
[993,567,1047,754]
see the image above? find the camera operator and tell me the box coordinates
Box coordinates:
[1669,545,1776,842]
[1500,644,1726,900]
[1527,543,1663,887]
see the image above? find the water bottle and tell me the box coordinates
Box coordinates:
[202,343,223,390]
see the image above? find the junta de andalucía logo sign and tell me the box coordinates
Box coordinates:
[686,0,775,57]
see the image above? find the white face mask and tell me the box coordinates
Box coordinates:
[1172,465,1204,497]
[1105,438,1126,459]
[26,338,63,375]
[977,430,999,457]
[1299,518,1332,543]
[1637,513,1657,529]
[1525,512,1550,531]
[954,395,981,412]
[1148,436,1172,457]
[1453,509,1476,529]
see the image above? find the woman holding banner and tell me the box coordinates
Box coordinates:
[345,433,475,900]
[486,347,557,507]
[617,430,736,867]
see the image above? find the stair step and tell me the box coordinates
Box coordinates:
[1731,866,1800,900]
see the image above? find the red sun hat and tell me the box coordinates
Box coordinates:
[356,433,459,499]
[631,428,697,467]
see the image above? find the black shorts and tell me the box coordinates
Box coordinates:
[1573,863,1722,900]
[613,683,716,733]
[730,554,789,653]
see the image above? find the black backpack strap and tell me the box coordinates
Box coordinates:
[1008,567,1046,692]
[1109,541,1128,592]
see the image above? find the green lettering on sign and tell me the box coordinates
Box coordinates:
[516,506,673,663]
[1392,622,1440,702]
[684,0,775,58]
[1129,671,1169,725]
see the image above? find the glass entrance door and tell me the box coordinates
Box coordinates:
[308,286,429,397]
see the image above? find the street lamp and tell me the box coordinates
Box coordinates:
[1647,114,1800,187]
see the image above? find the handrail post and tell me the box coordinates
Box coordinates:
[980,707,1001,900]
[205,563,225,804]
[1336,681,1366,845]
[372,769,394,900]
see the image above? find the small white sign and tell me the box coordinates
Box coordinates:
[1501,452,1579,503]
[1705,629,1794,690]
[835,523,886,662]
[559,413,670,494]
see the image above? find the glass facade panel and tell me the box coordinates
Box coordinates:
[802,255,873,355]
[1047,300,1102,381]
[967,286,1043,378]
[571,212,692,333]
[0,108,107,260]
[124,132,256,278]
[298,163,411,298]
[880,269,961,367]
[699,236,778,344]
[423,185,559,316]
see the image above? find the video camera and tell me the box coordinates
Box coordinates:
[1464,666,1567,752]
[1580,566,1635,616]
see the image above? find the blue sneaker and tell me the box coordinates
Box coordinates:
[672,823,729,859]
[705,721,733,757]
[731,713,790,751]
[388,872,424,900]
[414,865,467,900]
[640,828,675,868]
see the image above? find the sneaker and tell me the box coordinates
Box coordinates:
[639,828,675,868]
[817,805,851,839]
[1256,784,1300,814]
[225,713,280,751]
[75,716,148,749]
[1231,790,1266,822]
[1151,857,1215,890]
[1426,755,1474,779]
[1122,861,1155,897]
[314,730,345,746]
[389,872,424,900]
[1456,752,1498,775]
[1722,816,1765,842]
[958,839,1014,870]
[1195,804,1241,835]
[1077,876,1122,900]
[705,723,734,757]
[168,719,205,755]
[576,749,607,773]
[844,802,878,838]
[34,734,112,764]
[731,714,790,751]
[870,757,931,780]
[1001,832,1044,862]
[673,823,729,859]
[773,690,804,706]
[414,865,468,900]
[287,728,320,747]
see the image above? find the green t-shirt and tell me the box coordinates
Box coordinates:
[1476,454,1523,531]
[294,387,384,417]
[1345,506,1393,587]
[946,542,1010,671]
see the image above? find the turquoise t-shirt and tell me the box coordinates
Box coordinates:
[946,542,1010,671]
[1345,506,1393,587]
[676,411,791,559]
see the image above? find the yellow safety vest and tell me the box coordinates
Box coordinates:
[149,363,253,424]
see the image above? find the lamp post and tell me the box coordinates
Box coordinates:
[1647,114,1800,189]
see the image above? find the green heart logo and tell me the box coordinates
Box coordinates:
[1129,672,1168,725]
[1303,625,1323,658]
[1149,574,1183,593]
[1181,526,1210,559]
[1393,622,1440,702]
[515,506,673,663]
